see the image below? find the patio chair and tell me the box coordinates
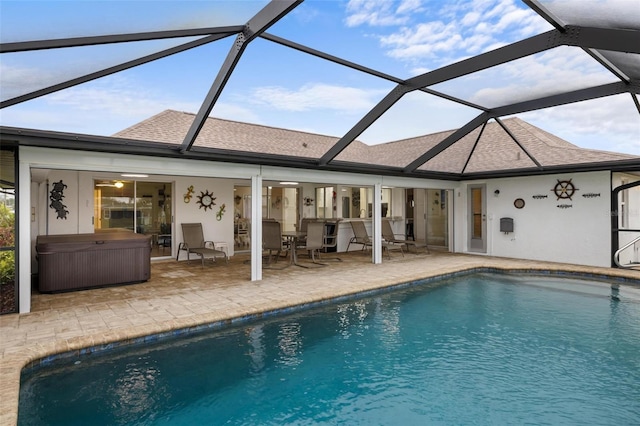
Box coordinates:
[320,219,342,262]
[296,221,326,266]
[348,219,403,259]
[382,219,430,254]
[177,223,228,267]
[262,219,289,267]
[347,220,372,252]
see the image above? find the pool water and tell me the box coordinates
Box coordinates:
[19,273,640,425]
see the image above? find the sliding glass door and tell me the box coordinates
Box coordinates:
[94,180,172,257]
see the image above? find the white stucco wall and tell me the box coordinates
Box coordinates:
[457,171,613,267]
[173,176,235,260]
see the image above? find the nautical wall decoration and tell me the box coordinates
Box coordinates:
[197,190,216,211]
[49,180,69,219]
[552,179,578,200]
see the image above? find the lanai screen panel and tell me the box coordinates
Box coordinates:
[186,35,397,161]
[429,47,619,109]
[537,0,640,30]
[537,0,640,81]
[0,1,262,101]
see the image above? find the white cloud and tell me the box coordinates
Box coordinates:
[248,83,386,113]
[396,0,424,15]
[380,21,463,60]
[371,0,550,65]
[461,11,481,26]
[345,0,423,27]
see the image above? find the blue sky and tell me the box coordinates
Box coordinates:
[1,0,639,155]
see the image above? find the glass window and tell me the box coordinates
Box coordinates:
[315,186,334,219]
[340,187,390,218]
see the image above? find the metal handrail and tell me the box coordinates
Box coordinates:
[614,235,640,268]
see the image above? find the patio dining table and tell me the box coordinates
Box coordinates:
[281,231,307,268]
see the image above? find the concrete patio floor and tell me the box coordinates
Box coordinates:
[1,250,639,425]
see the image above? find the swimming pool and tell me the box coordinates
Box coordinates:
[19,272,640,425]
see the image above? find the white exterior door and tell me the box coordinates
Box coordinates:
[469,185,486,253]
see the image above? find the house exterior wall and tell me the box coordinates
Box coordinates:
[456,171,612,267]
[16,145,631,313]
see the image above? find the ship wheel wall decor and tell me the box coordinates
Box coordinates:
[552,179,578,200]
[196,190,216,211]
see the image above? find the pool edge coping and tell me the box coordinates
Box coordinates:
[19,266,640,371]
[4,265,639,426]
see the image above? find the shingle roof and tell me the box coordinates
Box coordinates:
[114,110,638,174]
[113,110,370,162]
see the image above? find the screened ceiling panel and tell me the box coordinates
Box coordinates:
[416,125,484,174]
[190,36,397,154]
[262,0,407,78]
[0,1,264,42]
[358,91,480,145]
[538,0,640,30]
[0,37,219,102]
[1,0,639,177]
[596,50,640,80]
[2,39,236,136]
[516,93,640,156]
[429,46,619,109]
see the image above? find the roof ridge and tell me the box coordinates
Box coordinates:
[508,118,578,149]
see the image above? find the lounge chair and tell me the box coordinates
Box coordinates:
[177,223,228,267]
[347,220,372,252]
[382,219,429,254]
[348,219,404,259]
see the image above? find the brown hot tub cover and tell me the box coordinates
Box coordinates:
[36,232,151,293]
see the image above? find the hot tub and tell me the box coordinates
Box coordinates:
[36,232,151,293]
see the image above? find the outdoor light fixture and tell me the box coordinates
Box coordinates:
[121,174,148,178]
[279,181,299,185]
[114,181,124,189]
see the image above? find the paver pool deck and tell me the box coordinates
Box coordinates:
[1,251,639,425]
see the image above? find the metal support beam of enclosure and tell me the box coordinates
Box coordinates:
[180,0,302,152]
